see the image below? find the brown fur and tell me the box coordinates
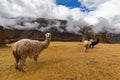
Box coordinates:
[12,33,51,72]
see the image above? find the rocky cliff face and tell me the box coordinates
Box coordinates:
[4,28,81,43]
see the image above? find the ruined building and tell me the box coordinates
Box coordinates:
[0,25,6,47]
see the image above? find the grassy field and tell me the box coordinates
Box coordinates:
[0,42,120,80]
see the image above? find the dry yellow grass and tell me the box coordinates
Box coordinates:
[0,42,120,80]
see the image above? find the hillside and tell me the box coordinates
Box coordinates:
[0,42,120,80]
[2,18,81,42]
[1,17,120,43]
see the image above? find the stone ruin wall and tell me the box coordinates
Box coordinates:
[0,26,6,46]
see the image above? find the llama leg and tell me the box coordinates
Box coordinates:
[84,46,87,52]
[34,55,38,64]
[15,60,19,70]
[14,57,19,70]
[13,51,19,69]
[89,44,91,48]
[17,58,26,72]
[15,57,20,70]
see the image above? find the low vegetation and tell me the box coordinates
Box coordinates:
[0,42,120,80]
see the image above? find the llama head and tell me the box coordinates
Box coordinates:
[45,33,51,39]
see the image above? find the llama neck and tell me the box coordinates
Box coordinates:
[94,40,99,45]
[96,39,99,43]
[42,37,51,49]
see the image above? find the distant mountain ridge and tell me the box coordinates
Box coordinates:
[0,17,120,43]
[3,18,81,43]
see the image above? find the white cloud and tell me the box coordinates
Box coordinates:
[78,0,109,10]
[53,6,84,21]
[93,0,120,18]
[84,0,120,33]
[0,0,56,18]
[0,0,120,33]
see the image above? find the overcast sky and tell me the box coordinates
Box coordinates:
[0,0,120,33]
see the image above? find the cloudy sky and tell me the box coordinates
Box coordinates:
[0,0,120,33]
